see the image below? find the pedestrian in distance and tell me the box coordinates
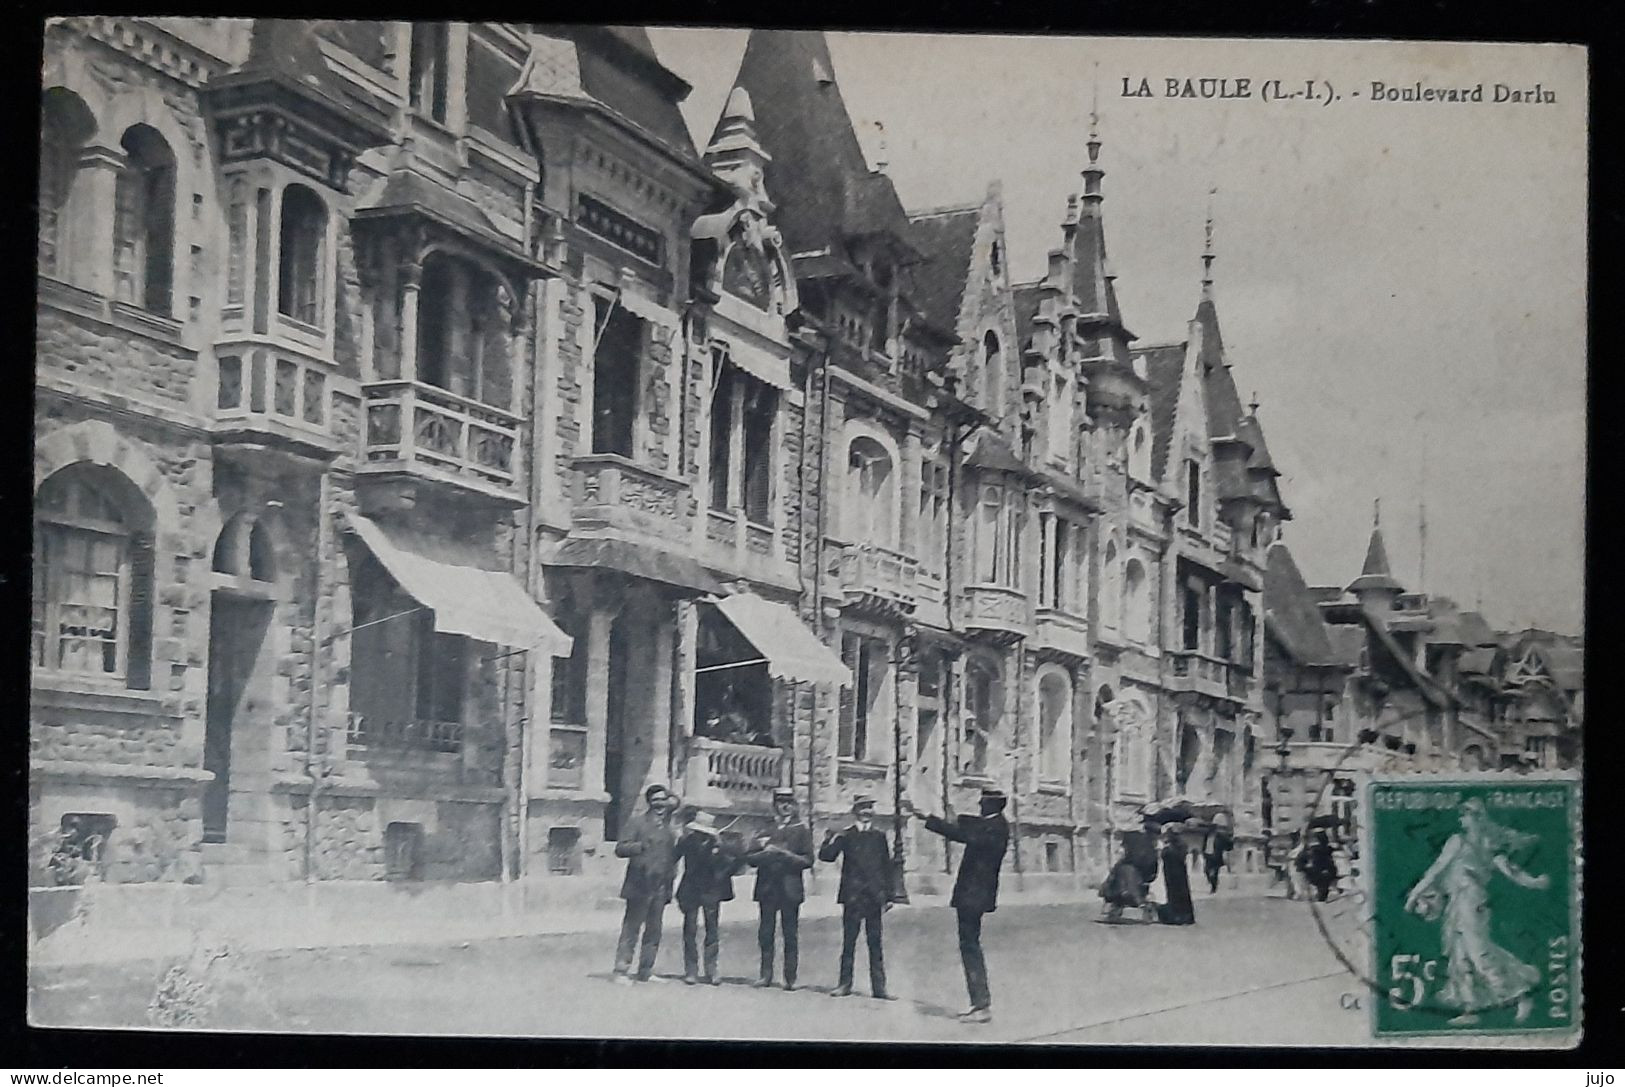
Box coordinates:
[611,783,681,984]
[819,794,894,1000]
[1201,827,1230,895]
[675,810,747,985]
[746,786,815,991]
[1300,830,1339,902]
[907,786,1010,1024]
[1155,824,1196,925]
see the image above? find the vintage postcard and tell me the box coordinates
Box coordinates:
[28,21,1585,1049]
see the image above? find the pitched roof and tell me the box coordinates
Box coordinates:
[966,431,1030,475]
[724,30,912,257]
[1541,644,1584,691]
[1455,611,1498,647]
[906,206,979,334]
[1458,647,1498,676]
[1136,342,1186,482]
[570,26,699,165]
[1325,625,1366,668]
[1263,543,1339,666]
[1071,200,1134,366]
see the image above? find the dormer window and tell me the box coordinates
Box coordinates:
[1185,458,1201,528]
[410,23,450,125]
[113,125,176,315]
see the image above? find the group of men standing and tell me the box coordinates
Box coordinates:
[608,781,1012,1023]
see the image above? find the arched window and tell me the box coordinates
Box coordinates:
[1113,698,1152,798]
[846,435,895,547]
[1037,668,1072,784]
[113,125,175,315]
[974,484,1001,583]
[212,514,275,583]
[38,89,94,280]
[277,184,327,327]
[982,331,1002,415]
[418,252,514,409]
[964,659,1001,776]
[1102,540,1120,630]
[1124,558,1149,643]
[33,465,155,687]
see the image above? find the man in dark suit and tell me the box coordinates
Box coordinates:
[911,786,1010,1023]
[611,783,680,984]
[818,794,893,999]
[745,786,814,990]
[675,810,747,985]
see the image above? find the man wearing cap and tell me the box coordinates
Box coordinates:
[908,786,1010,1023]
[819,794,893,999]
[675,810,748,985]
[745,786,815,990]
[611,784,680,984]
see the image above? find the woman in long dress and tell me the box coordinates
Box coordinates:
[1403,798,1550,1024]
[1156,825,1196,925]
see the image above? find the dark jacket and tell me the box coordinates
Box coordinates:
[615,809,679,903]
[818,824,893,907]
[924,812,1009,914]
[745,820,814,905]
[676,830,747,910]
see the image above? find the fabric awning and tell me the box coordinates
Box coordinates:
[345,515,572,655]
[616,280,681,332]
[708,592,852,687]
[719,336,793,391]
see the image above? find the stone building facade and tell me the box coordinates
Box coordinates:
[32,20,1304,894]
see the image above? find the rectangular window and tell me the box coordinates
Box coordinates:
[1186,459,1201,528]
[592,299,641,457]
[414,615,467,728]
[1006,503,1025,588]
[409,23,450,124]
[708,357,734,512]
[976,488,1000,584]
[742,382,775,524]
[838,632,886,761]
[1182,585,1202,651]
[465,34,521,138]
[1216,594,1235,661]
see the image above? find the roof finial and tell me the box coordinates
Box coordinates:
[1248,390,1260,415]
[873,119,888,173]
[1373,497,1381,528]
[1201,186,1217,298]
[1082,65,1104,202]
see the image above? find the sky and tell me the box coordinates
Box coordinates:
[647,29,1587,635]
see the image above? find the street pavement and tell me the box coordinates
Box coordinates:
[30,895,1372,1045]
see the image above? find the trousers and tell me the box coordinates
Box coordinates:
[839,902,886,993]
[613,894,665,978]
[681,902,721,979]
[757,901,800,983]
[957,907,991,1010]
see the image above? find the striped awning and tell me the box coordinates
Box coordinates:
[707,593,851,687]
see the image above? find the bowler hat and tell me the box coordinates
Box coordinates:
[687,811,720,836]
[645,783,671,802]
[980,786,1007,801]
[852,794,876,811]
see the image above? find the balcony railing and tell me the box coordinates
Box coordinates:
[215,347,336,453]
[838,543,918,612]
[572,454,691,536]
[1168,651,1230,699]
[346,712,463,754]
[363,380,519,491]
[962,583,1032,640]
[1033,606,1090,659]
[683,737,784,806]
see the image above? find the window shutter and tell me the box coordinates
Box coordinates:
[125,531,156,690]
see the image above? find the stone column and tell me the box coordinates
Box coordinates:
[900,427,922,558]
[582,579,620,807]
[399,261,422,385]
[648,598,676,794]
[673,598,698,788]
[72,145,126,298]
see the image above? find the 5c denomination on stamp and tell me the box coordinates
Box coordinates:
[1366,773,1580,1040]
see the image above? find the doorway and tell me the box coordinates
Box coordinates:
[204,593,272,844]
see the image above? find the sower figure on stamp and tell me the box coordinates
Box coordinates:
[819,794,893,1000]
[746,786,815,990]
[908,786,1010,1023]
[612,784,680,985]
[675,810,747,986]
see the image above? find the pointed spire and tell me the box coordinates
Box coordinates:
[1349,502,1404,597]
[1081,65,1105,209]
[1201,187,1217,300]
[873,120,888,173]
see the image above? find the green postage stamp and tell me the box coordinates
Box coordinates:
[1366,773,1581,1040]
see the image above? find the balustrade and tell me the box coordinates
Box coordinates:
[363,379,519,490]
[684,736,784,803]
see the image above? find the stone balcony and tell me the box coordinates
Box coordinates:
[1167,650,1232,700]
[836,542,918,615]
[212,343,344,462]
[681,736,784,809]
[962,583,1032,642]
[360,380,522,507]
[571,454,692,541]
[1032,606,1091,660]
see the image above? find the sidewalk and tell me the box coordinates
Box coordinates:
[30,873,1276,969]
